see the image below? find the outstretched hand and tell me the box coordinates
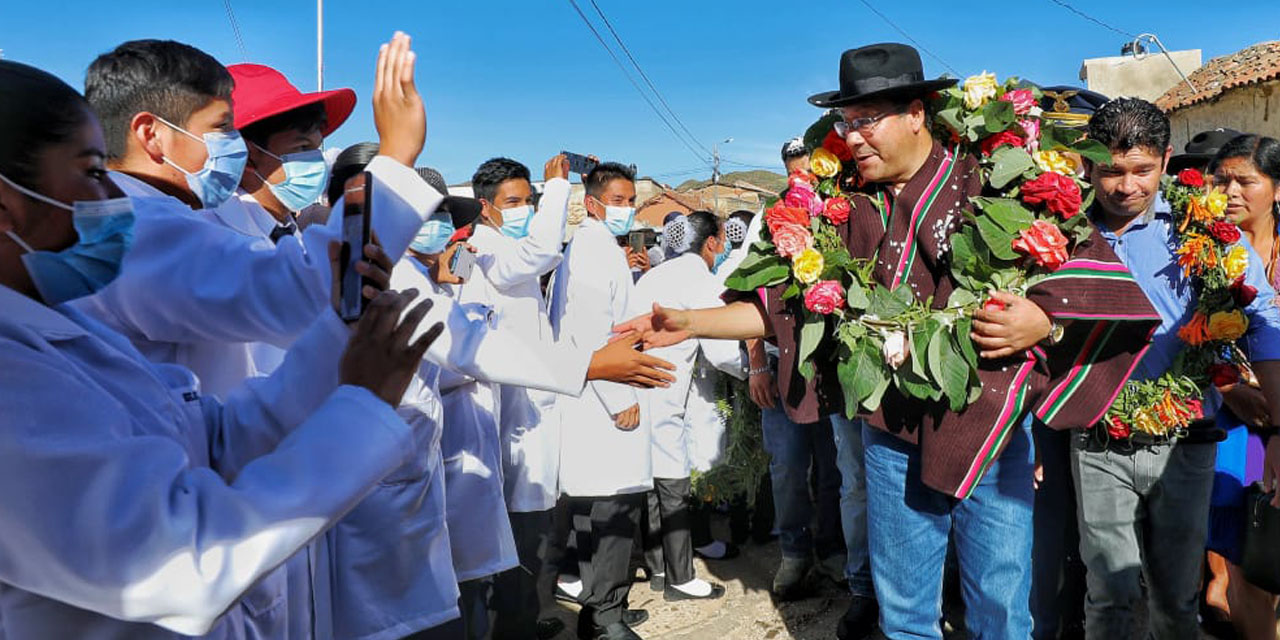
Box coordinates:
[612,303,693,350]
[373,31,425,167]
[588,331,676,388]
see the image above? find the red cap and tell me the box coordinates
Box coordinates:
[229,63,356,137]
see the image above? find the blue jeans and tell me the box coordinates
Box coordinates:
[831,414,873,598]
[760,406,845,562]
[863,417,1035,639]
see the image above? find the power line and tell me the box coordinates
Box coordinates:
[854,0,958,77]
[222,0,250,61]
[586,0,713,157]
[1044,0,1136,38]
[565,0,710,166]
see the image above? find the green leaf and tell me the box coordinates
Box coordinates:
[947,287,978,309]
[897,366,942,401]
[912,319,939,378]
[845,281,870,310]
[980,99,1016,134]
[725,264,791,291]
[796,314,825,381]
[988,146,1035,189]
[935,329,973,412]
[731,248,780,274]
[975,197,1035,234]
[782,282,801,299]
[1070,138,1113,166]
[976,215,1020,260]
[954,316,978,370]
[867,286,911,318]
[937,107,965,137]
[840,338,888,411]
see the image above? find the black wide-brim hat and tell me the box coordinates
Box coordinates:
[1167,128,1245,175]
[439,196,482,229]
[808,43,956,108]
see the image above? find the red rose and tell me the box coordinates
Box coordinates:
[822,128,854,162]
[804,280,846,315]
[1230,275,1259,306]
[1105,416,1131,440]
[1012,220,1070,271]
[1208,363,1240,387]
[1177,168,1205,188]
[982,298,1007,312]
[823,196,851,225]
[1020,172,1083,219]
[999,89,1036,116]
[1210,221,1242,244]
[1186,398,1204,418]
[765,203,811,235]
[788,169,818,186]
[980,130,1026,156]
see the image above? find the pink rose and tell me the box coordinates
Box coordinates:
[1012,220,1070,271]
[804,280,845,315]
[1019,119,1040,151]
[772,223,814,258]
[1000,89,1035,116]
[785,178,823,216]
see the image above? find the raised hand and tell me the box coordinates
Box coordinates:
[545,154,570,181]
[339,289,443,406]
[373,31,425,167]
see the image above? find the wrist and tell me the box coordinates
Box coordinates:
[748,366,770,377]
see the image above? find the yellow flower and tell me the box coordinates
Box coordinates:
[1205,189,1229,218]
[792,248,824,284]
[1224,245,1249,281]
[963,71,999,110]
[810,147,841,178]
[1131,407,1163,435]
[1033,150,1074,176]
[1207,310,1248,342]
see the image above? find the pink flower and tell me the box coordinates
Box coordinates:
[1012,220,1070,271]
[785,178,823,216]
[1000,89,1036,116]
[804,280,845,315]
[1019,119,1040,152]
[772,223,814,258]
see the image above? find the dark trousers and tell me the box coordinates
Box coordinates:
[403,578,491,640]
[640,477,696,586]
[1030,423,1087,639]
[491,509,554,639]
[575,493,643,627]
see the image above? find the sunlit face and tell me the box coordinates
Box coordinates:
[701,227,727,269]
[840,99,921,184]
[482,178,533,228]
[156,97,234,177]
[249,123,324,185]
[1089,145,1171,220]
[1213,156,1279,227]
[585,178,636,220]
[783,155,810,175]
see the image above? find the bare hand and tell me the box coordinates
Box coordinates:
[626,246,650,272]
[613,403,640,431]
[430,242,474,285]
[749,368,776,410]
[1222,384,1271,428]
[373,32,425,167]
[339,289,444,406]
[545,154,570,181]
[588,332,676,388]
[971,291,1052,359]
[612,303,693,350]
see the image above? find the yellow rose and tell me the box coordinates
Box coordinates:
[1034,150,1074,176]
[1207,310,1248,342]
[1205,189,1229,218]
[963,71,999,110]
[792,248,824,284]
[1132,407,1163,435]
[810,147,841,178]
[1224,245,1249,281]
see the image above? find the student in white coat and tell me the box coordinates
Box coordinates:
[73,34,441,640]
[0,58,446,638]
[549,162,651,640]
[633,211,744,603]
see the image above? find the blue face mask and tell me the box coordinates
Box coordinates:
[410,212,456,255]
[599,201,636,236]
[0,173,136,305]
[712,238,733,273]
[155,115,248,208]
[498,204,534,239]
[252,144,329,212]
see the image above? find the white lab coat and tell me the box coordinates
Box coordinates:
[549,218,652,497]
[461,177,570,513]
[633,254,745,478]
[0,284,413,639]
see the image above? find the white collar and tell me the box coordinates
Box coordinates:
[108,170,170,199]
[0,284,90,339]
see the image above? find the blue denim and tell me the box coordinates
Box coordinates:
[760,405,844,560]
[863,416,1035,639]
[831,413,873,598]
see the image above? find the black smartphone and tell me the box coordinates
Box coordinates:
[339,171,373,322]
[628,230,646,254]
[449,246,476,281]
[562,150,598,175]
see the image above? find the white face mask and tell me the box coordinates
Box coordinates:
[591,196,635,236]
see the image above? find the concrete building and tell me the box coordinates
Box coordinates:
[1081,48,1201,102]
[1156,41,1280,154]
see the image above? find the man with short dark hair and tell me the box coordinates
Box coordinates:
[1073,97,1280,639]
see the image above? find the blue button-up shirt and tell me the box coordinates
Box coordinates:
[1090,199,1280,414]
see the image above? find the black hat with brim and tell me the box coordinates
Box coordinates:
[1167,128,1245,174]
[808,43,956,108]
[439,196,482,229]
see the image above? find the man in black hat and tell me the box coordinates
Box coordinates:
[1167,127,1244,175]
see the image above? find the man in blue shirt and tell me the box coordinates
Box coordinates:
[1073,98,1280,638]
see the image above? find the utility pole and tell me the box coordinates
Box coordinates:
[713,137,732,216]
[316,0,324,91]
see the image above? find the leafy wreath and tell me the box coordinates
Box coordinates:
[725,73,1112,415]
[1103,169,1255,439]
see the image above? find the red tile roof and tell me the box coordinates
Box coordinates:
[1157,41,1280,112]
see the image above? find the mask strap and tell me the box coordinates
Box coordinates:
[5,230,35,254]
[152,114,205,144]
[0,172,74,212]
[250,141,285,163]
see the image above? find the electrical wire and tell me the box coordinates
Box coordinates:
[566,0,711,166]
[854,0,958,76]
[222,0,250,61]
[1044,0,1136,39]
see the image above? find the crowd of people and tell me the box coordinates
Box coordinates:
[1,28,1279,640]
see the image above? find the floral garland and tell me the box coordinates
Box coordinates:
[725,73,1111,415]
[1103,169,1255,439]
[690,374,769,507]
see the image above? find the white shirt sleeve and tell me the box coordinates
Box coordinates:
[584,231,638,415]
[476,177,570,290]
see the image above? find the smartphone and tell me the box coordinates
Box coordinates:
[338,171,373,322]
[628,230,646,254]
[450,246,476,281]
[562,150,598,175]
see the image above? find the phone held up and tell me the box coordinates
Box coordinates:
[339,171,373,323]
[561,150,598,176]
[449,245,477,282]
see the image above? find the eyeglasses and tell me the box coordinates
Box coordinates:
[833,109,902,138]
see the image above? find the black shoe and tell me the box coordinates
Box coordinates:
[663,582,727,602]
[622,609,649,627]
[578,612,647,640]
[592,622,643,640]
[693,541,740,561]
[648,573,665,592]
[536,617,566,640]
[835,594,879,640]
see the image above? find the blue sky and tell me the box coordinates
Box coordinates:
[2,1,1278,185]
